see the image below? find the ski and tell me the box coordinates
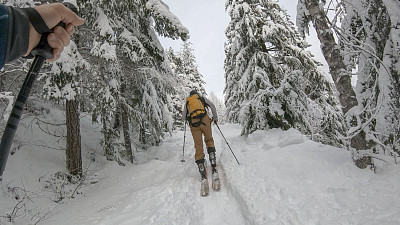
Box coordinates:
[200,177,209,196]
[211,169,221,191]
[199,161,209,196]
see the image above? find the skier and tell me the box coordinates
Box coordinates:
[182,90,220,195]
[0,3,84,69]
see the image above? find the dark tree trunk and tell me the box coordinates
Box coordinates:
[121,102,134,163]
[66,99,82,176]
[304,0,371,168]
[139,122,146,149]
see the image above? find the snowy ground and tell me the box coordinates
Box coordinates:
[1,108,400,225]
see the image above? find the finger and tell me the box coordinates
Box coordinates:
[65,24,75,35]
[57,3,85,26]
[53,26,71,46]
[47,48,61,62]
[47,32,65,50]
[47,32,65,59]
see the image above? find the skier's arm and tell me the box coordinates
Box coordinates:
[204,97,218,122]
[0,3,84,69]
[0,4,9,69]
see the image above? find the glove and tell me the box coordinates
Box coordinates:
[213,120,218,125]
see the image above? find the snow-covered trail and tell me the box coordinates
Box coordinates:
[6,121,400,225]
[40,124,248,225]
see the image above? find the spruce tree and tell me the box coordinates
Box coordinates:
[77,0,189,153]
[43,41,86,175]
[225,0,345,145]
[166,42,207,128]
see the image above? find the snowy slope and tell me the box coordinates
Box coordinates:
[1,109,400,225]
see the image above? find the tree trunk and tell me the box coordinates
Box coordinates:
[66,99,82,176]
[304,0,371,168]
[139,121,146,149]
[121,102,134,163]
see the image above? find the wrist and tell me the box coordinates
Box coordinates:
[25,23,41,56]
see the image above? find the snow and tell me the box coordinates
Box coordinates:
[0,92,14,121]
[94,7,115,38]
[1,109,400,225]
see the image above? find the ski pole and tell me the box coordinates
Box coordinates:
[0,3,78,181]
[215,123,240,165]
[181,122,186,163]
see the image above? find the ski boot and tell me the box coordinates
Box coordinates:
[208,147,220,190]
[196,159,209,196]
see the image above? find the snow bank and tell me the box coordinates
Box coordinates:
[1,114,399,225]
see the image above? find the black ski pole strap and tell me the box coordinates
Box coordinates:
[23,8,52,34]
[22,8,53,59]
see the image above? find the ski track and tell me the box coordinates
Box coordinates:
[41,131,248,225]
[180,127,248,225]
[30,124,400,225]
[214,126,309,224]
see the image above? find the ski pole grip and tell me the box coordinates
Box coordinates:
[29,2,79,59]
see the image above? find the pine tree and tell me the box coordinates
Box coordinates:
[43,41,86,175]
[166,42,207,128]
[177,42,206,95]
[224,0,345,145]
[75,0,125,164]
[208,92,226,124]
[77,0,189,154]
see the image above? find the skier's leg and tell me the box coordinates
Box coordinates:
[207,147,217,172]
[202,115,215,150]
[190,126,205,161]
[195,158,207,179]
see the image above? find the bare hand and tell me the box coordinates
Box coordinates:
[25,3,84,61]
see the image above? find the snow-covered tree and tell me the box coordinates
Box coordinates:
[208,92,226,124]
[75,0,125,164]
[340,0,400,160]
[166,42,207,128]
[43,41,87,175]
[177,42,206,95]
[77,0,189,154]
[224,0,345,145]
[297,0,400,167]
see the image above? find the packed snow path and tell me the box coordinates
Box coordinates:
[40,125,250,225]
[3,120,400,225]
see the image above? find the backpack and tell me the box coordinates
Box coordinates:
[186,94,207,127]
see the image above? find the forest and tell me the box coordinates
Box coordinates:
[0,0,399,224]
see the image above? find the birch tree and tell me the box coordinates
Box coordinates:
[297,0,400,168]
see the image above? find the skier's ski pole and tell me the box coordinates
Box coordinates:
[216,123,240,165]
[0,3,78,181]
[181,122,186,163]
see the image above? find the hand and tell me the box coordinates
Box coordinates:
[25,3,84,61]
[214,120,218,125]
